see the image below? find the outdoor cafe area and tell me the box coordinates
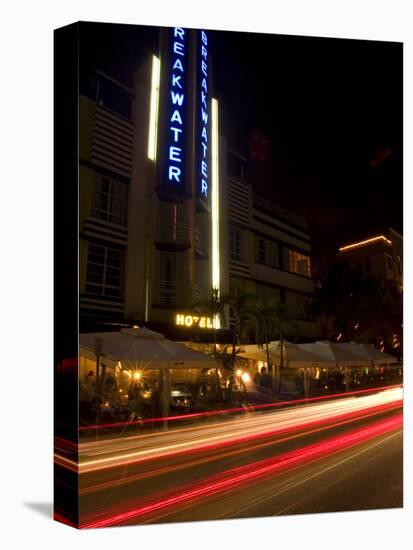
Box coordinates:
[236,340,401,398]
[79,327,225,426]
[78,327,401,428]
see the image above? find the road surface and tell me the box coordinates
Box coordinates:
[54,386,403,527]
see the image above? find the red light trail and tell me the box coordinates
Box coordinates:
[78,400,401,495]
[79,384,402,431]
[55,387,402,474]
[80,413,402,528]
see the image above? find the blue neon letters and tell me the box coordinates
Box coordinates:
[166,27,210,196]
[168,27,186,184]
[199,30,209,198]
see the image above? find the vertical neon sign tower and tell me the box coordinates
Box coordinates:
[199,30,220,327]
[199,30,210,200]
[140,26,223,329]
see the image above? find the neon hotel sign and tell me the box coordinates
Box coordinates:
[175,313,216,329]
[167,27,209,199]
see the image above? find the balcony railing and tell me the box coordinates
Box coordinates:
[155,222,191,249]
[253,195,307,231]
[194,228,208,258]
[155,278,184,307]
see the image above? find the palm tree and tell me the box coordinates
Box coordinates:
[192,288,227,399]
[272,300,297,367]
[226,282,254,367]
[250,299,297,392]
[193,288,226,356]
[357,278,403,355]
[194,285,252,402]
[213,343,245,402]
[249,299,277,379]
[311,263,402,354]
[198,282,253,401]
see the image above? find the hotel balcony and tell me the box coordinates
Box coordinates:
[154,278,185,307]
[194,228,209,259]
[154,221,191,251]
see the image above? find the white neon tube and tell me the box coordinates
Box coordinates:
[147,55,161,161]
[211,98,220,329]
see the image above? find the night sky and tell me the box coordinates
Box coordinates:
[79,22,403,258]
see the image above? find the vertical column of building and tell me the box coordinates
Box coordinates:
[79,72,134,327]
[125,55,160,323]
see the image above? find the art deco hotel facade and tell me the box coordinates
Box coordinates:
[78,26,317,340]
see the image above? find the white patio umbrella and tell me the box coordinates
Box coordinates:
[268,341,333,368]
[337,342,377,364]
[80,327,222,424]
[268,341,333,399]
[238,341,331,369]
[293,342,336,368]
[313,341,397,367]
[79,326,220,369]
[300,341,369,367]
[358,343,398,366]
[237,344,269,363]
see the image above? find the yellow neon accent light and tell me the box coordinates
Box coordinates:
[147,55,161,161]
[211,98,220,329]
[339,235,392,252]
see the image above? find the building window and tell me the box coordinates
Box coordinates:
[286,249,311,277]
[159,253,177,305]
[229,225,243,262]
[257,237,266,263]
[94,75,133,120]
[285,291,312,320]
[256,284,280,303]
[255,236,279,268]
[85,243,124,298]
[91,174,128,226]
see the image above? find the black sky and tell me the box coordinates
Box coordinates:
[79,22,403,258]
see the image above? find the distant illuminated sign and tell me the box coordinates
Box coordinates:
[175,313,217,329]
[167,27,187,186]
[198,30,209,199]
[338,235,392,252]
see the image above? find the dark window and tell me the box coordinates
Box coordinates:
[97,77,133,120]
[85,243,124,298]
[256,238,266,263]
[255,236,279,267]
[229,225,243,262]
[256,284,280,303]
[285,291,311,319]
[159,253,177,305]
[91,174,128,226]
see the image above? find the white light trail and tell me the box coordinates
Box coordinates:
[70,387,402,473]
